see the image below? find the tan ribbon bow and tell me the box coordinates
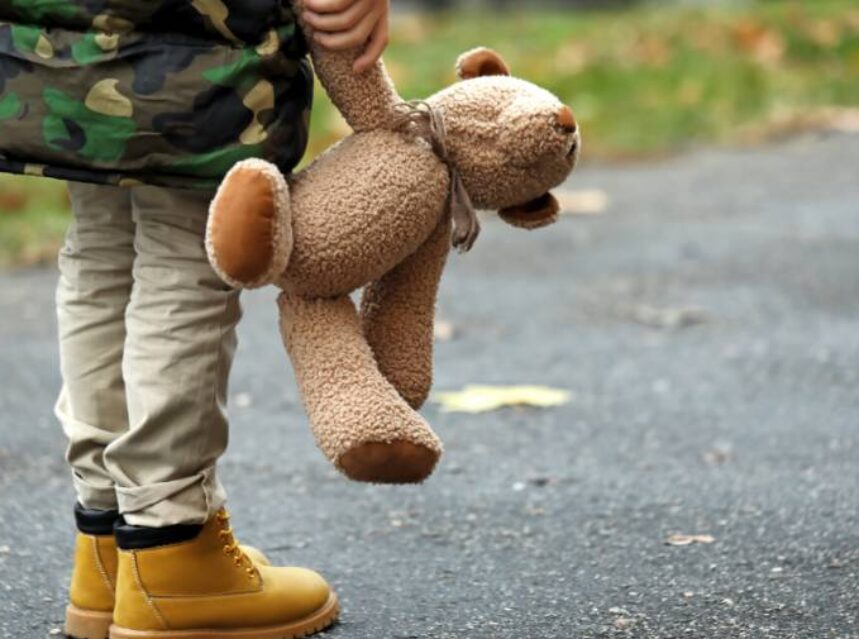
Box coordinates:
[391,100,480,252]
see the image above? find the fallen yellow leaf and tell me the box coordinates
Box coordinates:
[555,189,609,215]
[0,190,29,213]
[433,319,455,342]
[731,20,786,66]
[432,385,572,414]
[666,533,716,546]
[630,305,709,330]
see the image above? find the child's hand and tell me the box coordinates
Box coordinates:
[302,0,390,74]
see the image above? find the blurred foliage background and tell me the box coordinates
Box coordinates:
[0,0,857,267]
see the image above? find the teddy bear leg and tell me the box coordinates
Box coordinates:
[360,216,451,409]
[206,159,292,289]
[278,291,443,484]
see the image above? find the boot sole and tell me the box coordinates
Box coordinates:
[108,592,339,639]
[65,604,112,639]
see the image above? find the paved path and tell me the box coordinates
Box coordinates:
[1,132,857,638]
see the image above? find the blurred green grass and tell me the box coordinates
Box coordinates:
[0,174,69,268]
[324,0,858,160]
[1,0,857,267]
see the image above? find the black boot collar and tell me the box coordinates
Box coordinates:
[114,518,203,550]
[74,503,119,536]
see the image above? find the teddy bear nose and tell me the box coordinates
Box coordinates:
[556,105,577,134]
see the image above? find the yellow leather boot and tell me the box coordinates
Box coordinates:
[66,530,118,639]
[110,509,339,639]
[64,505,272,639]
[65,506,120,639]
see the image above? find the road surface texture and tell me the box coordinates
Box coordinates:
[1,132,857,638]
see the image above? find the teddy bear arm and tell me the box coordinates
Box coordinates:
[206,159,292,289]
[295,4,402,132]
[360,214,451,409]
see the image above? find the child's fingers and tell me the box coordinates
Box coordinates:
[303,0,370,33]
[302,0,355,15]
[353,14,389,74]
[313,6,380,50]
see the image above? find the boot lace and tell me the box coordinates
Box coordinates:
[216,510,257,580]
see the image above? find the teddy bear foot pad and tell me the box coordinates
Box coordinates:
[338,440,439,484]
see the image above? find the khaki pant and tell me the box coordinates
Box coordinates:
[56,182,241,527]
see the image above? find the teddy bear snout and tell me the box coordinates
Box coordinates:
[556,105,577,134]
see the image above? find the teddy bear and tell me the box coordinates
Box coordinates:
[205,13,581,485]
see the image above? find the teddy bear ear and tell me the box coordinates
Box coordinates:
[456,47,511,80]
[498,192,560,230]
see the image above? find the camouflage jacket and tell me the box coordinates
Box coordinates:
[0,1,312,189]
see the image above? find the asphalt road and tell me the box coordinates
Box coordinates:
[1,132,857,638]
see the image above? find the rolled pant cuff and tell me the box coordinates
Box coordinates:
[72,472,120,512]
[116,466,226,527]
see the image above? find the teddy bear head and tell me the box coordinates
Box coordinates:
[427,47,580,230]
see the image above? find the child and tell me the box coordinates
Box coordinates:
[0,0,389,637]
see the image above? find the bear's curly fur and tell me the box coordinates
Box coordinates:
[205,4,581,484]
